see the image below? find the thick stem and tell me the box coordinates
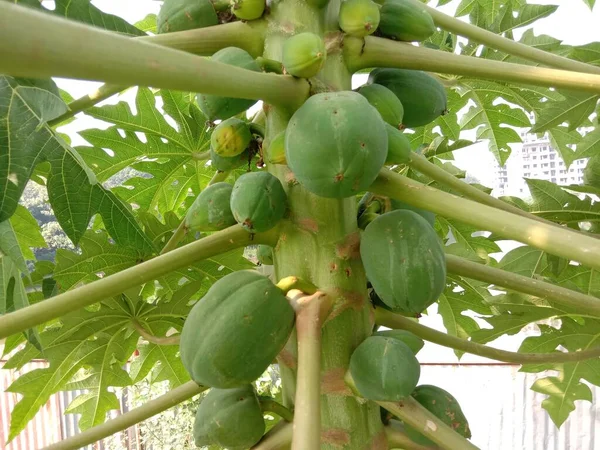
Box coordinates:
[0,4,308,111]
[375,309,600,364]
[0,225,276,340]
[408,0,600,75]
[42,381,206,450]
[252,422,294,450]
[378,398,479,450]
[259,397,295,422]
[345,36,600,95]
[132,320,180,345]
[384,421,438,450]
[446,254,600,318]
[371,169,600,271]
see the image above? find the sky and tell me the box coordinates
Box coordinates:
[50,1,600,363]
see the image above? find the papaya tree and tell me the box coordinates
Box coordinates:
[2,0,600,449]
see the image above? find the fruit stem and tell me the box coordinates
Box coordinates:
[259,397,295,422]
[276,276,319,295]
[131,320,181,345]
[345,36,600,95]
[446,254,600,318]
[249,122,266,137]
[41,381,206,450]
[378,397,480,450]
[0,225,275,340]
[0,4,309,112]
[406,0,600,75]
[384,421,439,450]
[257,56,285,74]
[407,153,561,227]
[289,290,331,450]
[191,150,211,161]
[251,421,294,450]
[371,169,600,271]
[375,308,600,364]
[211,0,233,12]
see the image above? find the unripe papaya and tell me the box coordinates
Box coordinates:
[185,182,236,232]
[282,32,326,78]
[391,198,435,227]
[374,329,424,355]
[230,171,288,233]
[584,155,600,188]
[266,130,287,165]
[357,83,404,128]
[210,147,251,171]
[339,0,381,37]
[157,0,218,34]
[286,91,388,198]
[194,385,266,448]
[368,68,447,128]
[360,210,446,314]
[256,244,274,265]
[379,0,436,42]
[385,124,411,165]
[211,118,252,157]
[180,270,295,388]
[198,48,261,121]
[349,336,420,401]
[231,0,265,20]
[404,385,471,445]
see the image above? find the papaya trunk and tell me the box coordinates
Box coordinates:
[264,0,384,448]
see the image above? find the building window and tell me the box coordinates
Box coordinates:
[559,161,564,166]
[533,164,538,168]
[560,178,567,183]
[551,178,556,182]
[551,170,556,176]
[550,154,555,160]
[543,171,549,175]
[542,163,548,168]
[524,173,530,177]
[531,147,537,152]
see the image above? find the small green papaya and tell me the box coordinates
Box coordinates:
[266,130,287,165]
[231,0,265,20]
[404,385,471,446]
[373,329,424,355]
[194,385,266,448]
[339,0,381,37]
[584,155,600,188]
[211,118,252,157]
[180,270,295,388]
[198,48,261,121]
[157,0,218,34]
[285,91,388,198]
[349,336,420,401]
[185,182,236,231]
[230,172,288,233]
[360,210,446,314]
[210,147,251,171]
[282,32,326,78]
[385,124,411,165]
[391,198,435,227]
[368,68,447,128]
[357,84,404,128]
[256,244,274,265]
[379,0,436,42]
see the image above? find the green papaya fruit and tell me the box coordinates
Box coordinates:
[257,244,274,265]
[385,124,411,165]
[230,171,288,232]
[360,210,446,314]
[211,118,252,157]
[339,0,381,37]
[180,270,295,388]
[157,0,218,34]
[391,198,435,227]
[194,385,266,448]
[349,335,420,401]
[373,329,424,355]
[231,0,265,20]
[379,0,436,42]
[198,48,261,121]
[584,155,600,188]
[368,68,447,128]
[185,182,236,231]
[285,91,388,198]
[306,0,330,8]
[404,385,471,445]
[282,32,326,78]
[266,130,287,165]
[357,83,404,128]
[210,147,251,171]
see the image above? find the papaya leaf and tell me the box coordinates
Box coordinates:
[573,127,600,160]
[581,0,596,9]
[438,217,501,261]
[520,319,600,427]
[496,4,558,33]
[530,92,599,134]
[135,13,157,33]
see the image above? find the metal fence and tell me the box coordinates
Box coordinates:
[1,361,598,449]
